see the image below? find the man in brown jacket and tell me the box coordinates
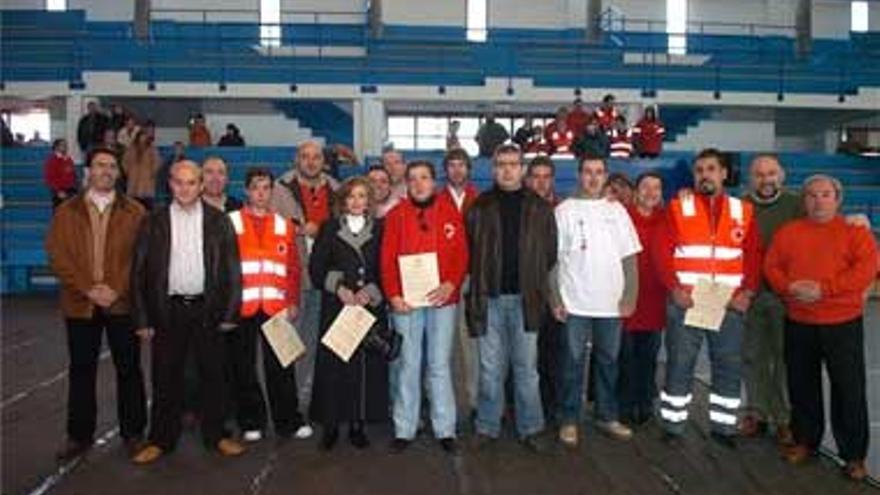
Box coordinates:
[46,146,148,462]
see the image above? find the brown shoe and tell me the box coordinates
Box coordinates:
[558,424,579,448]
[131,444,164,465]
[738,414,766,438]
[775,424,794,448]
[55,439,91,463]
[783,444,812,465]
[844,460,867,481]
[216,438,246,457]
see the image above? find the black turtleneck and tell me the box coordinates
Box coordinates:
[497,187,524,294]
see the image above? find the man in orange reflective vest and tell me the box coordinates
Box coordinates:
[652,148,761,448]
[227,167,310,442]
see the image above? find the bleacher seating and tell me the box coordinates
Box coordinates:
[2,146,877,294]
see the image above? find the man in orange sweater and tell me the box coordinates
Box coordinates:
[764,174,878,481]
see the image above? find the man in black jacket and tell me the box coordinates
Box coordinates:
[129,160,245,464]
[466,144,559,452]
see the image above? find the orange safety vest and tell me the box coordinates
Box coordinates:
[228,209,293,317]
[669,193,753,289]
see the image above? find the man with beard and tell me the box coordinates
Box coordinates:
[654,148,761,448]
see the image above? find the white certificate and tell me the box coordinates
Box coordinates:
[321,305,377,362]
[398,252,440,308]
[684,278,736,331]
[261,309,306,368]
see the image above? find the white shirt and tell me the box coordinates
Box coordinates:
[447,185,467,211]
[168,201,205,295]
[556,197,642,317]
[346,214,366,234]
[86,189,115,214]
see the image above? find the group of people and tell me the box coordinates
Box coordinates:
[46,139,877,481]
[469,95,666,161]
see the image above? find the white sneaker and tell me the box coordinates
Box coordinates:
[242,430,262,442]
[294,424,314,439]
[596,420,633,441]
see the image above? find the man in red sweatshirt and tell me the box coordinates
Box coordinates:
[653,148,761,448]
[44,138,78,209]
[764,174,878,481]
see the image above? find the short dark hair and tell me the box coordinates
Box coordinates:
[406,160,436,180]
[492,143,522,165]
[602,93,615,103]
[51,138,65,151]
[443,148,472,170]
[578,153,607,173]
[245,167,274,188]
[694,148,728,170]
[367,164,390,178]
[607,172,634,190]
[527,155,555,176]
[635,171,664,188]
[85,146,118,168]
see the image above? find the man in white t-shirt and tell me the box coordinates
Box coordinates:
[553,155,641,446]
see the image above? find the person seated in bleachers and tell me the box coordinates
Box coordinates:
[188,113,212,148]
[594,94,620,133]
[632,107,666,158]
[573,121,609,160]
[44,138,78,209]
[567,98,591,140]
[512,118,534,149]
[217,123,246,147]
[26,131,49,147]
[525,125,552,155]
[544,106,575,155]
[609,116,634,160]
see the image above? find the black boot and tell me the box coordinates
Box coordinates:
[349,421,369,449]
[320,424,339,451]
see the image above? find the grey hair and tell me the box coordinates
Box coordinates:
[802,174,843,202]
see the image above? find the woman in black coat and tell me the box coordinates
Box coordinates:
[309,176,391,450]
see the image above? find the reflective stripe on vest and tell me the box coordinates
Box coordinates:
[230,209,292,317]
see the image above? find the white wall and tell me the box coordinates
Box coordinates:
[380,0,464,27]
[871,2,880,32]
[490,0,588,29]
[1,0,44,9]
[811,0,850,39]
[70,0,132,21]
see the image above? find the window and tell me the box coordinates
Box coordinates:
[467,0,487,42]
[260,0,281,47]
[852,1,869,33]
[8,109,51,144]
[46,0,67,11]
[667,0,687,55]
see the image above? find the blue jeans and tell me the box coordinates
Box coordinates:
[294,289,321,413]
[559,316,622,423]
[660,303,744,436]
[391,305,457,440]
[476,295,545,438]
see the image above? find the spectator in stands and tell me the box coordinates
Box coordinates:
[77,101,110,153]
[618,172,667,426]
[526,125,551,154]
[322,144,358,180]
[525,155,562,425]
[594,94,620,133]
[46,146,148,463]
[121,129,160,210]
[567,98,591,139]
[200,156,242,212]
[545,107,575,155]
[606,172,635,206]
[1,118,15,147]
[554,155,640,446]
[271,141,340,435]
[573,121,609,160]
[466,144,556,452]
[446,120,462,151]
[309,176,393,451]
[609,117,634,159]
[109,103,126,132]
[632,107,665,158]
[44,138,78,209]
[217,123,246,147]
[382,148,407,200]
[26,131,48,147]
[130,160,245,464]
[157,141,186,206]
[512,118,534,149]
[14,133,26,146]
[381,160,468,454]
[475,115,509,158]
[116,115,140,149]
[188,113,212,148]
[367,165,398,219]
[227,167,306,444]
[764,174,878,481]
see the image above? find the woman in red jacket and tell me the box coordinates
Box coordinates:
[380,160,468,454]
[619,171,667,425]
[44,138,78,209]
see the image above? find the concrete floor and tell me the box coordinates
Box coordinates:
[2,295,877,495]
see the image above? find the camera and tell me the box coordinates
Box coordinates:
[362,327,402,362]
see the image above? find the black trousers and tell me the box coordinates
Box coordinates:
[617,331,662,420]
[784,317,868,462]
[148,298,228,450]
[227,312,304,435]
[65,310,146,443]
[537,311,562,424]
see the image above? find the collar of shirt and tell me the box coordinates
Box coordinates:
[87,189,116,214]
[345,214,367,234]
[203,194,227,211]
[171,199,203,217]
[447,184,468,210]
